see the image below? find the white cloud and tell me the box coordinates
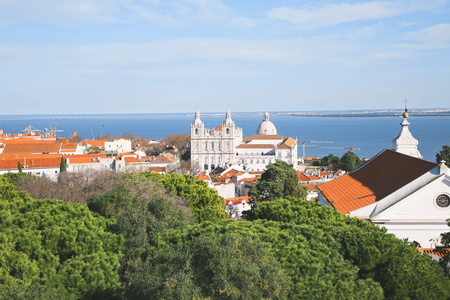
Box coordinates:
[266,0,447,29]
[405,23,450,49]
[0,0,228,27]
[368,23,450,60]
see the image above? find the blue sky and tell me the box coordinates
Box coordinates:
[0,0,449,114]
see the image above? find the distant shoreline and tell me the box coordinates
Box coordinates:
[1,108,450,121]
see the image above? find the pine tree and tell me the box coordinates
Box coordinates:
[59,156,66,172]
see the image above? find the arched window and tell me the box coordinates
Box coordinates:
[211,164,215,170]
[204,164,209,170]
[226,128,230,134]
[195,128,198,134]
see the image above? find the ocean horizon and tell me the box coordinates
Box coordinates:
[1,113,449,162]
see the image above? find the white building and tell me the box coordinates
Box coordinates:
[191,109,298,172]
[105,138,132,154]
[318,111,450,247]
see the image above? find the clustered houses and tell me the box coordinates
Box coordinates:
[191,109,298,172]
[194,165,261,219]
[0,131,179,180]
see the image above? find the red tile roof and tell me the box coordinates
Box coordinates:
[196,171,211,181]
[149,167,166,173]
[277,137,296,149]
[3,142,62,154]
[306,183,317,191]
[224,196,250,205]
[124,157,144,163]
[0,154,61,170]
[318,149,438,214]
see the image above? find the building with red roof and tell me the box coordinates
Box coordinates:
[318,112,450,248]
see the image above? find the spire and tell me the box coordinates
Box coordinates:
[195,107,200,120]
[264,111,270,121]
[192,108,204,127]
[392,108,422,159]
[226,107,231,121]
[223,107,235,127]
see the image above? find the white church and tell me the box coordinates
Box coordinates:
[190,109,298,172]
[318,109,450,248]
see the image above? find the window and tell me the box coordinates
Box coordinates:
[195,128,198,134]
[436,194,450,208]
[211,142,214,150]
[226,128,230,134]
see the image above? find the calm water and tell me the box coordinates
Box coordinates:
[1,114,449,162]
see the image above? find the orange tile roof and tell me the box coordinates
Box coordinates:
[240,177,258,184]
[64,154,109,164]
[318,149,438,214]
[277,137,296,149]
[306,183,317,191]
[60,144,78,153]
[196,171,211,181]
[149,167,166,173]
[224,196,250,205]
[3,142,62,154]
[150,154,177,164]
[83,140,107,147]
[124,157,144,163]
[298,173,310,181]
[0,155,61,170]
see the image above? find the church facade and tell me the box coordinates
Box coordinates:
[190,109,298,172]
[318,109,450,247]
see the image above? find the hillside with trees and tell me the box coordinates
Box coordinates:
[1,168,450,299]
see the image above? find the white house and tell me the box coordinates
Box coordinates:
[224,196,252,219]
[0,154,62,181]
[105,138,132,154]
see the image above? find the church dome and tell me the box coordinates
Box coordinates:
[257,112,277,135]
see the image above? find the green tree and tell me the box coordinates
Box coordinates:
[437,219,450,276]
[85,146,102,154]
[252,197,450,299]
[127,232,289,299]
[17,161,22,172]
[0,175,124,299]
[140,172,228,223]
[340,151,362,172]
[436,145,450,167]
[141,220,384,299]
[59,156,67,172]
[249,160,305,201]
[321,153,340,166]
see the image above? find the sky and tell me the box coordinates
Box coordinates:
[0,0,449,115]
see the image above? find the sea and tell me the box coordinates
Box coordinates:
[1,113,449,162]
